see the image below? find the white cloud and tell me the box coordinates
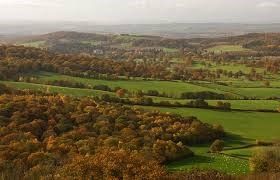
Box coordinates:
[257,1,279,8]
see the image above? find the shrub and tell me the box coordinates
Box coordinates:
[256,140,274,146]
[116,88,126,98]
[216,101,231,110]
[93,85,112,92]
[210,139,225,153]
[249,147,280,173]
[187,99,209,108]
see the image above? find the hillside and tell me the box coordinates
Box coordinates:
[0,33,279,177]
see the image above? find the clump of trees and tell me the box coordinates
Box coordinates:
[0,93,224,176]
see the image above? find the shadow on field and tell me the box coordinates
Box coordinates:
[224,133,255,148]
[168,155,214,167]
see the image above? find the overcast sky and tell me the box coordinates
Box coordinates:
[0,0,280,24]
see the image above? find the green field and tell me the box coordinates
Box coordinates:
[33,72,226,97]
[1,81,113,97]
[195,82,280,99]
[143,107,280,141]
[19,41,46,48]
[142,106,280,174]
[207,45,251,53]
[220,80,280,88]
[32,71,280,99]
[152,97,280,111]
[168,149,249,174]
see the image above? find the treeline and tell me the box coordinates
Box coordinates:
[181,91,226,100]
[99,95,232,110]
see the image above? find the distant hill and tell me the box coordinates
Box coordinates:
[1,22,280,38]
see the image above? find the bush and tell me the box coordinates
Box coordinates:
[93,85,112,92]
[256,140,274,146]
[216,101,231,110]
[249,147,280,173]
[210,140,225,153]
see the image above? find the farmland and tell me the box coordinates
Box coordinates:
[18,40,46,48]
[2,70,280,174]
[1,32,280,176]
[207,45,251,53]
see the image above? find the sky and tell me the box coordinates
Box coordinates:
[0,0,280,24]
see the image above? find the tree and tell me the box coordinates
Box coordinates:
[210,140,224,153]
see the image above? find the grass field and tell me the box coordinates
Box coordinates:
[33,72,226,97]
[143,106,280,141]
[142,106,280,174]
[1,81,113,97]
[3,79,279,111]
[25,72,280,99]
[207,45,251,53]
[19,41,46,48]
[167,150,249,174]
[220,80,280,88]
[152,97,280,111]
[195,82,280,99]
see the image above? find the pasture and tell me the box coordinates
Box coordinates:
[33,72,225,97]
[19,41,46,48]
[207,45,251,53]
[142,106,280,174]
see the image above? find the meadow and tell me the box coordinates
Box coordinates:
[33,72,225,97]
[18,41,46,48]
[0,81,113,97]
[26,71,280,99]
[206,45,251,54]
